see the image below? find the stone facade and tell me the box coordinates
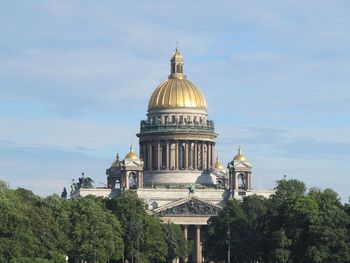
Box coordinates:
[71,48,274,263]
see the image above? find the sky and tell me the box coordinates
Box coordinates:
[0,0,349,201]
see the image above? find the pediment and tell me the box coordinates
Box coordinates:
[124,160,143,167]
[234,162,252,169]
[153,196,221,217]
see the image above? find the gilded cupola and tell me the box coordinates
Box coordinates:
[148,48,207,110]
[124,144,139,160]
[215,155,225,170]
[111,153,121,168]
[233,146,247,161]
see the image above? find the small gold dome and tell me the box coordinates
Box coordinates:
[111,153,121,167]
[125,144,139,160]
[233,146,247,161]
[148,48,207,110]
[172,47,183,60]
[214,155,225,170]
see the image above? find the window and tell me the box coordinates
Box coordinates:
[129,172,137,189]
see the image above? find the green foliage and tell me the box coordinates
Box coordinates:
[0,187,188,263]
[106,191,178,263]
[274,178,306,199]
[66,196,124,262]
[204,179,350,263]
[163,223,189,262]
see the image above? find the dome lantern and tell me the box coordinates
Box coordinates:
[170,47,185,79]
[148,47,207,110]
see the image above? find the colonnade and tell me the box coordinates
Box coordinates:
[140,141,215,171]
[176,225,202,263]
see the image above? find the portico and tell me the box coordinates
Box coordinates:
[153,196,221,263]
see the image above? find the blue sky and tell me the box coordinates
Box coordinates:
[0,1,349,201]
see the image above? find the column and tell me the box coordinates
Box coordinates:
[211,143,215,167]
[139,172,143,189]
[183,225,188,263]
[206,142,210,170]
[234,172,238,190]
[125,172,129,190]
[183,225,188,240]
[185,141,188,169]
[148,143,152,171]
[207,143,211,168]
[166,141,169,170]
[175,142,178,170]
[202,143,206,170]
[248,173,252,189]
[195,225,202,263]
[194,142,198,170]
[157,141,161,170]
[209,142,213,167]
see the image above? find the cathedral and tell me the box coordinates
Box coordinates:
[71,48,274,263]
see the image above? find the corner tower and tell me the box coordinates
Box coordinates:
[137,48,218,187]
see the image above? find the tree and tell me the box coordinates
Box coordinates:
[0,187,65,261]
[163,223,189,262]
[67,196,124,263]
[306,188,350,262]
[274,178,306,199]
[141,216,167,263]
[204,199,248,262]
[106,191,147,262]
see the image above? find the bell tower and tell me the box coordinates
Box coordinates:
[106,145,144,190]
[228,146,252,197]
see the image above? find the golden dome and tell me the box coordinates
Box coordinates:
[124,144,139,160]
[148,78,207,109]
[111,153,121,167]
[214,155,225,170]
[148,48,207,110]
[233,146,247,161]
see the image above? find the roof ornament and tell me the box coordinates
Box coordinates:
[170,45,185,79]
[188,184,195,195]
[233,145,247,161]
[124,143,139,160]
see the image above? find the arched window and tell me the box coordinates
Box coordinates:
[238,173,246,189]
[115,179,120,189]
[176,64,181,73]
[129,172,137,189]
